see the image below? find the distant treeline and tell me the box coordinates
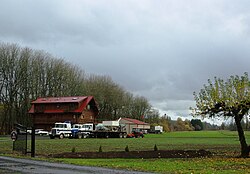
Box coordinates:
[0,43,151,134]
[221,118,250,131]
[145,112,249,132]
[144,112,219,132]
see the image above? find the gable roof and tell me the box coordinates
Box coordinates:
[28,96,98,114]
[119,117,148,125]
[31,96,88,104]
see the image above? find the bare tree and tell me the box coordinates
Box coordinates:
[0,42,152,133]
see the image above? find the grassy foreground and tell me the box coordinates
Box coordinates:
[56,158,250,174]
[1,131,250,173]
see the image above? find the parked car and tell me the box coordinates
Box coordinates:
[35,129,49,136]
[27,129,32,134]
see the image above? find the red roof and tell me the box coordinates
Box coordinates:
[121,118,148,125]
[28,96,98,114]
[31,96,88,104]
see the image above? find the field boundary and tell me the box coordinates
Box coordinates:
[50,149,212,159]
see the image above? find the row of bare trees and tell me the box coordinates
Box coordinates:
[0,43,151,134]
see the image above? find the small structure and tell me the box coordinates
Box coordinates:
[118,117,150,134]
[28,96,99,130]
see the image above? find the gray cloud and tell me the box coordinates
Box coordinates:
[1,0,250,122]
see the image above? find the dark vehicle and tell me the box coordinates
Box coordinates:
[127,128,144,138]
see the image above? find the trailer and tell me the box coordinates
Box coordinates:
[90,123,127,138]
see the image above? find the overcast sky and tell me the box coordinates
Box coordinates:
[1,0,250,124]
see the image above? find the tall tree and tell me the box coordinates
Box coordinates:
[0,43,88,133]
[0,42,152,133]
[144,108,160,124]
[192,73,250,157]
[159,114,172,132]
[174,117,193,131]
[190,119,203,131]
[131,96,151,120]
[0,43,20,132]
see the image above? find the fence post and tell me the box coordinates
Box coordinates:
[31,127,35,157]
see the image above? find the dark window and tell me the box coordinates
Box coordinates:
[35,104,45,113]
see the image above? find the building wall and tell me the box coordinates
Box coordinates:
[77,110,96,124]
[125,124,136,134]
[136,125,150,129]
[31,110,97,131]
[32,113,80,130]
[119,119,150,134]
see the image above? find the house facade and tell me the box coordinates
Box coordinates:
[118,117,150,134]
[28,96,99,130]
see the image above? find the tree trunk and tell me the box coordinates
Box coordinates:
[234,115,250,158]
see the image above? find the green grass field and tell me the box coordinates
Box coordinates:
[0,131,250,173]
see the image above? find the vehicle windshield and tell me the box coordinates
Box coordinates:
[132,128,141,132]
[73,125,81,128]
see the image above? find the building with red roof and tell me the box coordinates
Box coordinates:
[29,96,99,130]
[118,117,150,134]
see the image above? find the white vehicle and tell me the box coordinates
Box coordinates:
[81,123,94,131]
[49,122,72,139]
[150,125,163,134]
[72,123,94,138]
[35,129,49,136]
[73,123,93,131]
[27,129,32,134]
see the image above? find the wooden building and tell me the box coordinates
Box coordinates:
[28,96,99,130]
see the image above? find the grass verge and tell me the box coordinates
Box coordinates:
[55,157,250,174]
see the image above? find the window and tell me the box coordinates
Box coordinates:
[35,104,45,113]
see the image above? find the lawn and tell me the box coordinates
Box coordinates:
[0,131,250,173]
[32,130,248,156]
[56,158,250,174]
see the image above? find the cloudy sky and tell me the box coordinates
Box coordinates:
[1,0,250,123]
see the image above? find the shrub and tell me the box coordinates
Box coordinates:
[125,145,129,152]
[99,146,103,152]
[154,144,158,151]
